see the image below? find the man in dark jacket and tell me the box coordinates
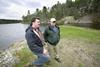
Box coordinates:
[44,18,61,63]
[25,17,50,67]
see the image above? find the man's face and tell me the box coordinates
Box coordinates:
[50,21,56,26]
[33,19,40,28]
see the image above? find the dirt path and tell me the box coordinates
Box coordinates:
[46,38,100,67]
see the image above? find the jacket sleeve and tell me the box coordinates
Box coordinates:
[25,32,43,53]
[43,28,48,42]
[58,26,60,40]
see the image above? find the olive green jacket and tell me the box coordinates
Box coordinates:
[44,25,60,46]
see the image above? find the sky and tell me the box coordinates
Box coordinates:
[0,0,67,20]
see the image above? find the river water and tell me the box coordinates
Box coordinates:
[0,23,46,50]
[0,23,27,50]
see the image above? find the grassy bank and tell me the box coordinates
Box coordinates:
[13,43,36,67]
[60,25,100,44]
[13,26,100,67]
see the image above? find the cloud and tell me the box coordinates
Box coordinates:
[0,0,66,20]
[24,1,42,8]
[7,0,42,8]
[0,0,42,19]
[0,0,10,7]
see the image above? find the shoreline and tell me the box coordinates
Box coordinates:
[0,40,27,67]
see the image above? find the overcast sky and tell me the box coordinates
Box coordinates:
[0,0,67,20]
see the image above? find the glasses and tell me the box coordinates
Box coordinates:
[52,21,56,23]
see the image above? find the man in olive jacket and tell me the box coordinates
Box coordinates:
[44,18,61,62]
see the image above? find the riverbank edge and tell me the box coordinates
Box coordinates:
[0,40,32,67]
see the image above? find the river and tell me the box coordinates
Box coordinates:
[0,23,46,50]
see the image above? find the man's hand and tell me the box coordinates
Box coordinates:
[43,48,49,55]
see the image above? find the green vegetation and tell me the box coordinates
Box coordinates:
[78,63,83,67]
[13,44,36,67]
[22,0,100,24]
[60,25,100,44]
[13,26,100,67]
[0,19,21,24]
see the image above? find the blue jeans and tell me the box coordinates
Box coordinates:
[32,52,50,67]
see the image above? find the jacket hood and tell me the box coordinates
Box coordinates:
[25,26,32,32]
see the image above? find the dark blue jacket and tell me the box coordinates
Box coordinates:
[25,26,43,53]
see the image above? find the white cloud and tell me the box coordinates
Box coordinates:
[0,0,66,20]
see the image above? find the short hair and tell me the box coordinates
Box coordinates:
[30,17,40,26]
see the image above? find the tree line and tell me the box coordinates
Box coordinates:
[22,0,100,24]
[0,19,21,24]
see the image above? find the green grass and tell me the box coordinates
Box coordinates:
[13,45,36,67]
[78,63,83,67]
[13,25,100,67]
[60,25,100,44]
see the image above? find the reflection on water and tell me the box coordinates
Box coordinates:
[0,23,26,50]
